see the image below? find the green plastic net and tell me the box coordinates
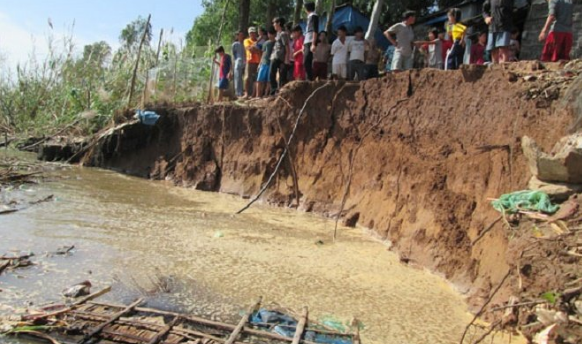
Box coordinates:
[491,190,560,215]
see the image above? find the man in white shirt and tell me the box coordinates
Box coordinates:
[384,11,416,71]
[331,25,349,79]
[347,26,367,81]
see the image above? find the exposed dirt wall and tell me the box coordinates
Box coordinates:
[85,62,581,309]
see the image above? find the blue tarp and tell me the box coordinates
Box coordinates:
[250,309,353,344]
[300,4,391,50]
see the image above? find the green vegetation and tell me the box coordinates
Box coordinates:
[0,16,213,138]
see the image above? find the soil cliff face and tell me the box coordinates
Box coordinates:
[85,62,581,307]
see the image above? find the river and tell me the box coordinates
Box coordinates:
[0,163,517,344]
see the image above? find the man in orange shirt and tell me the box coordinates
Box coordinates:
[244,27,262,98]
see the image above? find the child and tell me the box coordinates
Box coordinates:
[365,38,382,79]
[414,28,443,69]
[292,25,306,81]
[470,32,487,65]
[439,31,452,64]
[445,8,466,70]
[256,28,276,98]
[331,25,349,79]
[384,45,395,72]
[213,46,231,102]
[313,31,331,80]
[347,26,366,81]
[509,29,521,62]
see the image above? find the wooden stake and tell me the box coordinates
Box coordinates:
[291,306,308,344]
[225,297,262,344]
[128,14,151,108]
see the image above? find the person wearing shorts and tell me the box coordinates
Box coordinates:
[483,0,514,63]
[213,46,231,102]
[256,28,276,97]
[331,26,348,79]
[384,11,416,71]
[539,0,573,62]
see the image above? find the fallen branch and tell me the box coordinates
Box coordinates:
[459,270,512,344]
[471,320,501,344]
[472,216,502,245]
[488,300,546,312]
[235,83,332,214]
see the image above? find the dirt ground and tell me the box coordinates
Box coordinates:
[80,60,582,343]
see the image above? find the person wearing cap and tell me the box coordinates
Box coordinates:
[244,26,261,97]
[303,2,319,81]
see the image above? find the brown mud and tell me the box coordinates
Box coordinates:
[71,61,582,341]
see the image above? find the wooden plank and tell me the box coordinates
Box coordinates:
[224,297,262,344]
[146,317,180,344]
[79,298,144,344]
[291,306,308,344]
[22,286,112,321]
[88,301,326,344]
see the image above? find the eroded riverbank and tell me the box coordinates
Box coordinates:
[1,165,514,344]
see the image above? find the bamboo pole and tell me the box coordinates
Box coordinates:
[128,14,151,108]
[207,0,232,104]
[291,306,308,344]
[225,297,262,344]
[142,28,164,108]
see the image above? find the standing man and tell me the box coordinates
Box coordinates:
[384,11,416,71]
[270,17,291,95]
[347,26,367,81]
[244,27,262,98]
[539,0,573,62]
[303,2,319,81]
[232,31,247,98]
[483,0,514,64]
[331,26,349,79]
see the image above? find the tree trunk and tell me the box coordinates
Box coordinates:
[325,0,336,34]
[293,0,304,26]
[365,0,384,40]
[239,0,251,33]
[315,0,324,14]
[266,0,276,29]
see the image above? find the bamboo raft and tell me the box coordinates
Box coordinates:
[7,288,359,344]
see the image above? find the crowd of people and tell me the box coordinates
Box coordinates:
[213,0,574,100]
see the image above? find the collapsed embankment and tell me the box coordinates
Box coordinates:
[80,62,582,316]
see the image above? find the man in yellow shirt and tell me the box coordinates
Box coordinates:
[244,27,262,98]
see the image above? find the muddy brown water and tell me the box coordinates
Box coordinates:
[1,164,519,344]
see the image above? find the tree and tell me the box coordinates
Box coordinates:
[240,0,251,33]
[365,0,384,40]
[293,0,304,26]
[120,16,152,52]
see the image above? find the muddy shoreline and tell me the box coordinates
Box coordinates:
[33,61,582,341]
